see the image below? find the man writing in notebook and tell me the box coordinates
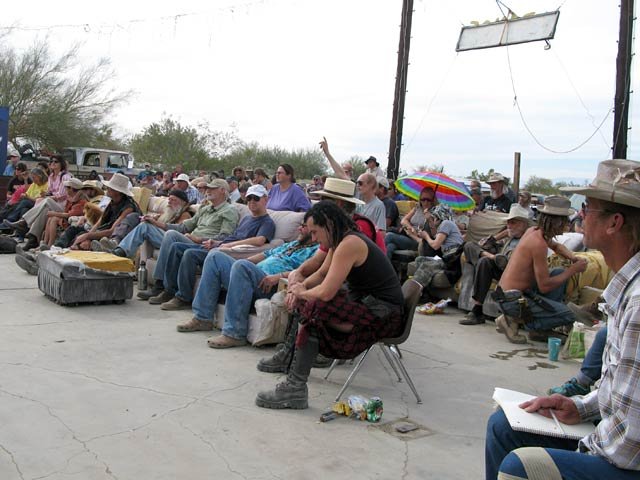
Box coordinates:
[485,159,640,480]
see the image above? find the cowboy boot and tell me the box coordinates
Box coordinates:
[256,315,299,373]
[255,334,319,410]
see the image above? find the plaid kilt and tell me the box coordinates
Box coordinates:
[296,289,403,359]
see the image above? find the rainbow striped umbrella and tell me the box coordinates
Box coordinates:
[395,171,475,211]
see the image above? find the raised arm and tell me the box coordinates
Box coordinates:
[319,137,350,180]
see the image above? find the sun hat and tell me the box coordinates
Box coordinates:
[175,173,190,183]
[537,195,575,217]
[103,172,133,197]
[506,204,531,222]
[314,177,364,205]
[82,179,104,191]
[207,178,230,192]
[365,156,379,167]
[487,172,506,184]
[63,178,84,190]
[246,184,269,198]
[560,159,640,209]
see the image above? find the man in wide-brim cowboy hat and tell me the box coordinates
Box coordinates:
[493,194,589,343]
[70,173,140,250]
[486,158,640,479]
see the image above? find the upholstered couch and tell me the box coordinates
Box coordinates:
[141,202,305,278]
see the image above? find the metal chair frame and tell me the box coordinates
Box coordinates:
[324,279,424,404]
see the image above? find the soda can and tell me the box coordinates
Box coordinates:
[366,396,383,422]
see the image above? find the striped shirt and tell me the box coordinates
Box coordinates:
[573,250,640,469]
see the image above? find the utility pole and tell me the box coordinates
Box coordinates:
[612,0,635,159]
[387,0,414,180]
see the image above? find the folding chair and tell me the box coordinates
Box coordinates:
[324,279,424,404]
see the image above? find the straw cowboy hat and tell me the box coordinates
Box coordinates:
[561,159,640,209]
[314,177,364,205]
[506,204,531,223]
[537,195,575,217]
[103,173,133,197]
[63,178,84,190]
[82,180,104,196]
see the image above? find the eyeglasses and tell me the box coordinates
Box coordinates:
[246,195,261,202]
[420,197,435,202]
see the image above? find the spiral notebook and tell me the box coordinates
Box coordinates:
[493,388,595,440]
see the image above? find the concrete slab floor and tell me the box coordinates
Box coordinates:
[0,255,581,480]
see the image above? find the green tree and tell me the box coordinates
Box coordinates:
[524,175,559,195]
[413,164,444,173]
[129,116,238,172]
[0,38,130,150]
[469,168,495,182]
[221,143,328,180]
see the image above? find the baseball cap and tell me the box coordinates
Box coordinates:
[246,184,269,198]
[206,178,230,192]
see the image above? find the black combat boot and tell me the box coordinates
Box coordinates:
[256,315,299,373]
[255,335,319,410]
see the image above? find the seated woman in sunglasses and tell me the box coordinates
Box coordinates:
[384,186,437,260]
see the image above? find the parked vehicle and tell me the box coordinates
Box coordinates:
[60,147,141,180]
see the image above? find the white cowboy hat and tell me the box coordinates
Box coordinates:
[103,173,133,197]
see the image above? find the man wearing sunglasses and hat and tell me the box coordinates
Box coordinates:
[486,159,640,480]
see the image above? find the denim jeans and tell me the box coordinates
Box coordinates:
[118,222,166,258]
[153,230,197,289]
[173,245,210,302]
[577,325,607,386]
[485,408,640,480]
[497,268,574,330]
[191,251,236,323]
[221,260,275,340]
[384,231,418,260]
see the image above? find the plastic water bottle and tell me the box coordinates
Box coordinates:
[137,261,148,291]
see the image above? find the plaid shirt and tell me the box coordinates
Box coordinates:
[573,250,640,469]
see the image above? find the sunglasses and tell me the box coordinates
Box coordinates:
[246,195,262,202]
[420,197,435,202]
[356,181,365,186]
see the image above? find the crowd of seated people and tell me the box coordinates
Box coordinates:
[4,147,632,480]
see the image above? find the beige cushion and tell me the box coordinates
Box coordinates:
[147,196,168,215]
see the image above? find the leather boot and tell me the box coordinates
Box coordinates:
[23,234,39,251]
[257,315,298,373]
[255,335,319,410]
[137,280,164,300]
